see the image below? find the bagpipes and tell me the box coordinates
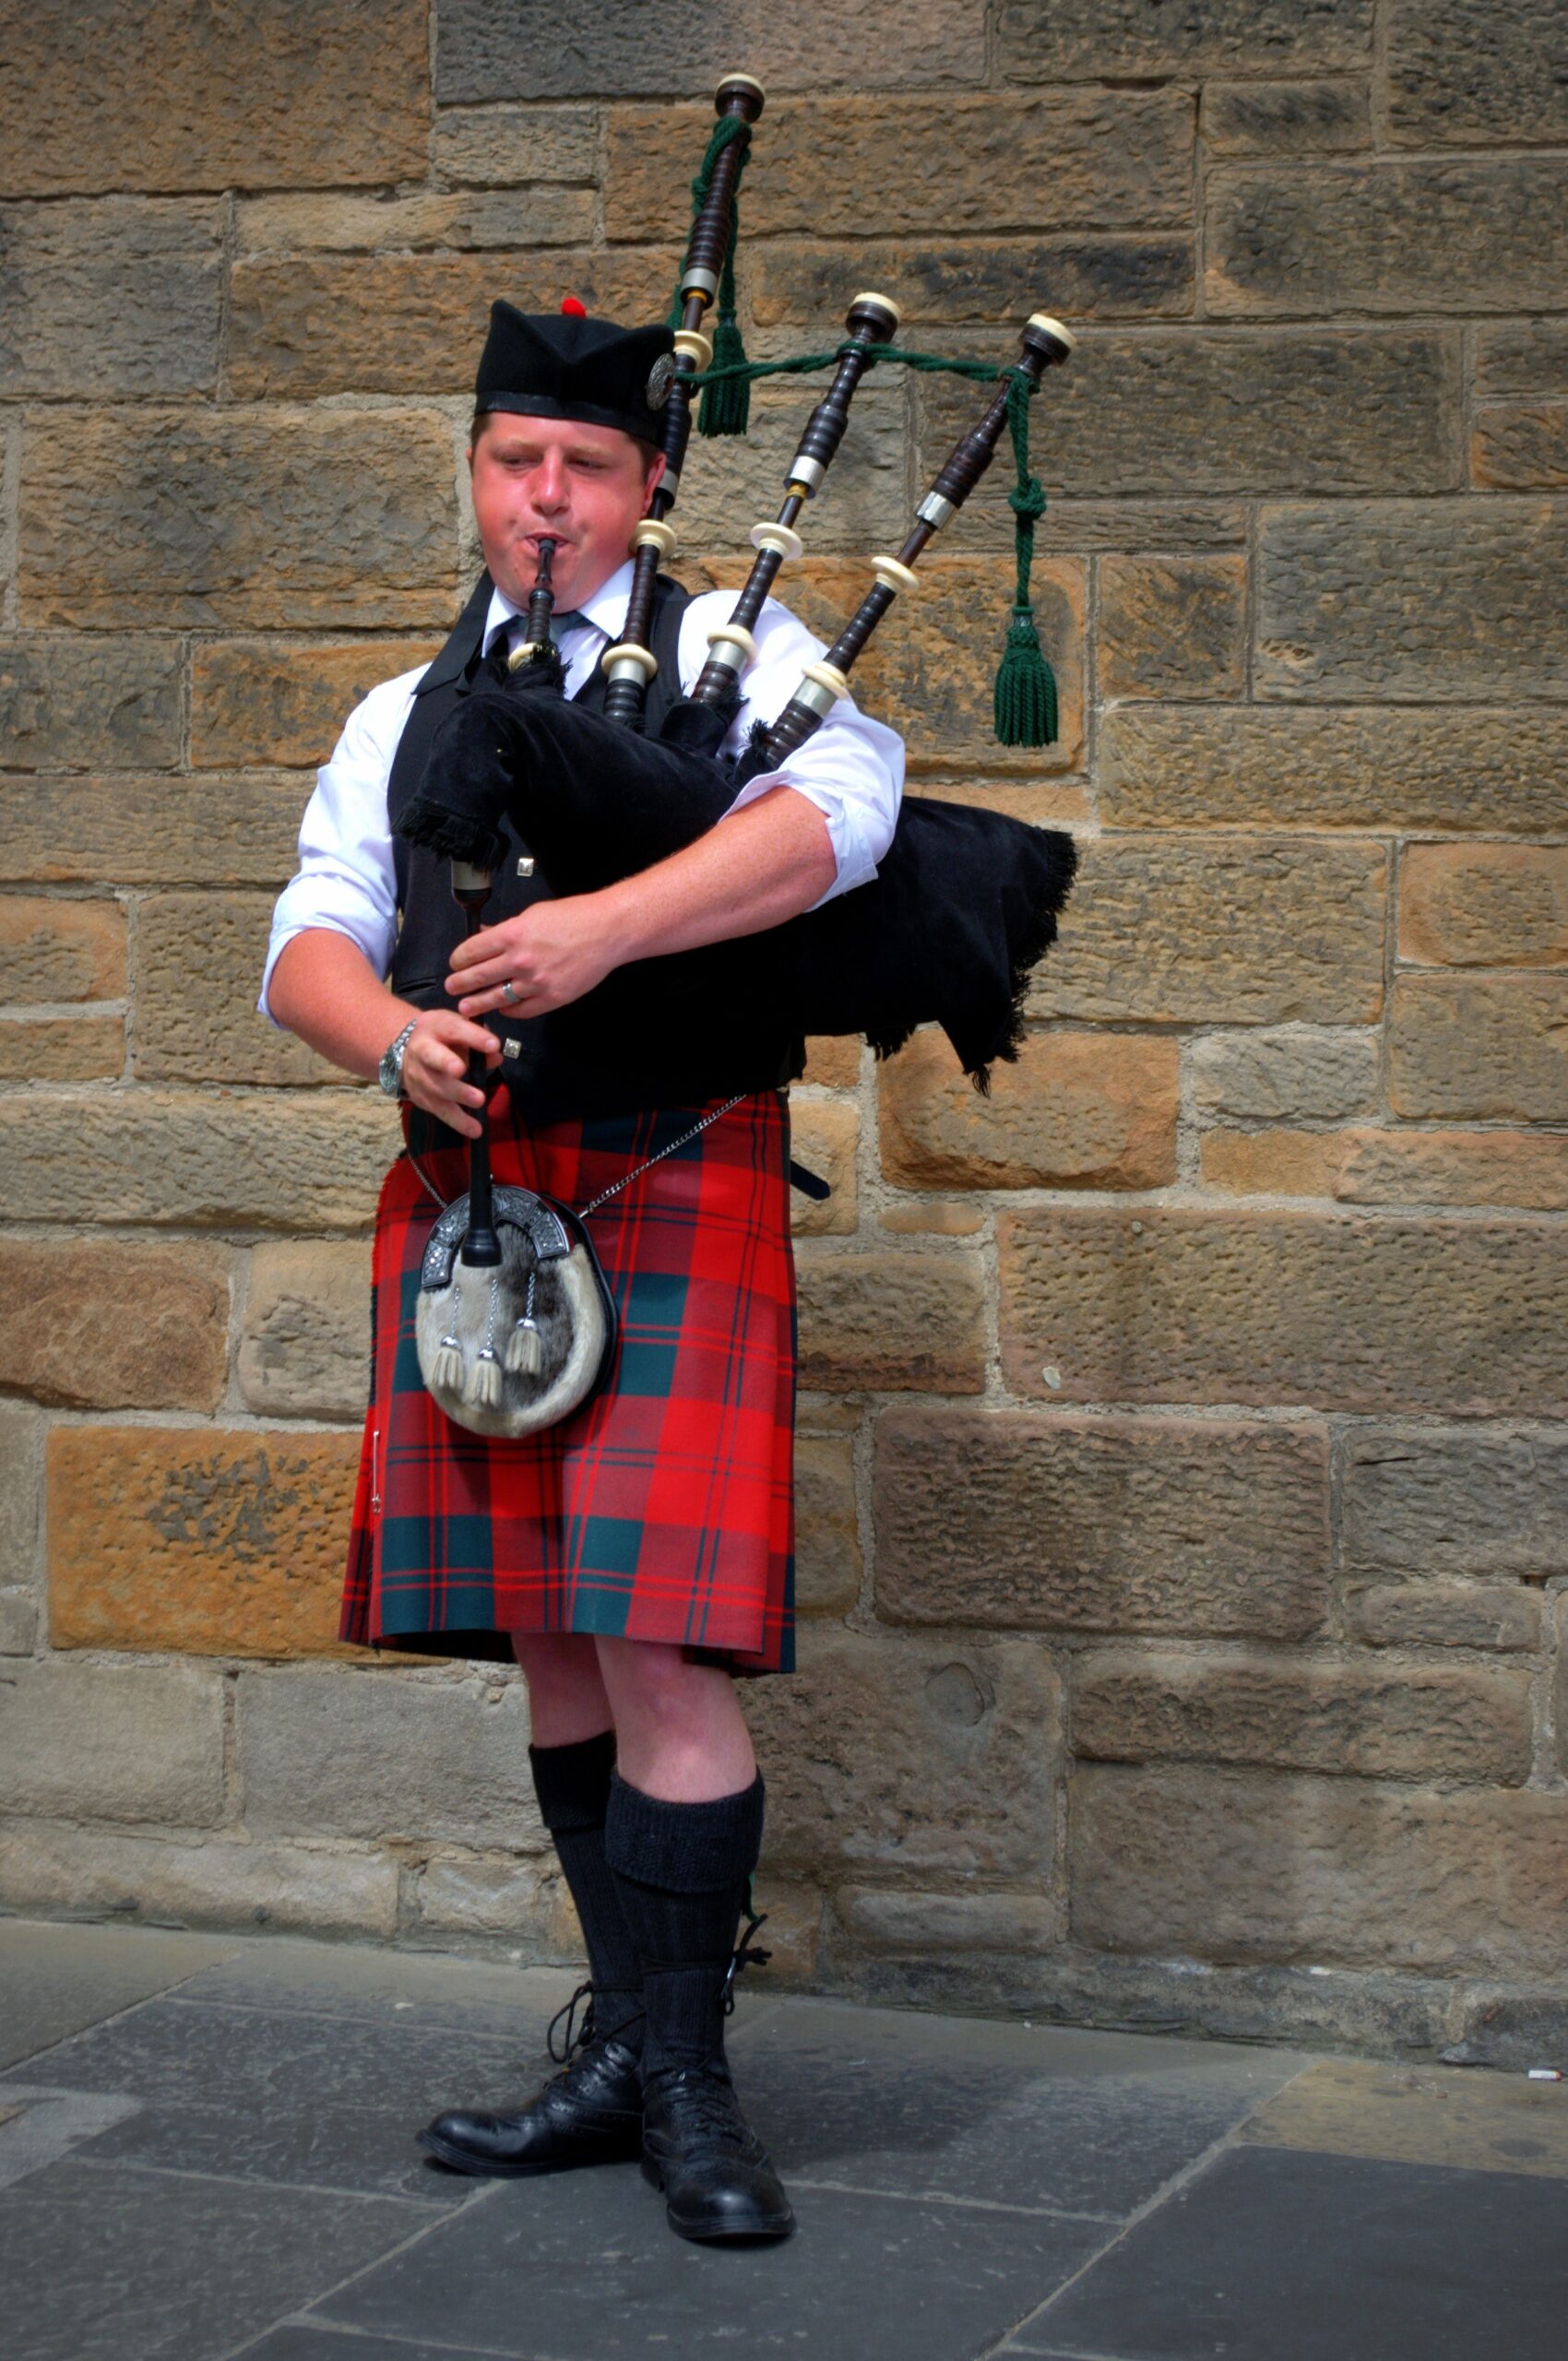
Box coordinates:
[400,75,1079,1431]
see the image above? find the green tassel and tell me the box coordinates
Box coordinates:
[699,308,751,437]
[994,607,1059,747]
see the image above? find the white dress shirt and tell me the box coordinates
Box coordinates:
[259,560,905,1018]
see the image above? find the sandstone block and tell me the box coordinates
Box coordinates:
[998,0,1373,80]
[793,1433,861,1619]
[1073,1652,1530,1784]
[0,1400,41,1588]
[998,1205,1568,1416]
[747,1626,1060,1879]
[699,552,1084,776]
[1256,500,1568,701]
[1204,78,1371,157]
[800,1036,861,1090]
[788,1099,857,1239]
[1098,555,1247,701]
[410,1854,558,1945]
[228,252,678,399]
[0,1,428,196]
[441,0,984,99]
[434,104,600,185]
[795,1251,986,1394]
[1016,503,1250,556]
[752,236,1194,327]
[0,1819,398,1939]
[1554,1599,1568,1779]
[0,1239,229,1411]
[744,1883,823,1986]
[237,190,595,254]
[1348,1583,1542,1654]
[880,1202,987,1237]
[192,639,445,770]
[0,1014,118,1079]
[673,385,907,557]
[0,773,310,887]
[921,329,1456,510]
[49,1426,363,1661]
[0,896,125,1002]
[1404,844,1568,969]
[134,893,338,1086]
[1208,160,1568,316]
[21,409,459,630]
[1473,403,1568,492]
[878,1026,1176,1192]
[874,1408,1329,1641]
[1342,1429,1568,1580]
[0,1658,223,1825]
[1202,1127,1568,1212]
[240,1242,373,1420]
[1477,324,1568,399]
[607,91,1193,239]
[0,1591,37,1656]
[837,1888,1059,1952]
[0,197,220,396]
[1190,1028,1380,1122]
[1072,1765,1568,1978]
[237,1668,545,1847]
[1387,0,1568,148]
[0,635,182,771]
[1030,835,1386,1026]
[1390,975,1568,1121]
[1101,706,1568,834]
[0,1091,398,1228]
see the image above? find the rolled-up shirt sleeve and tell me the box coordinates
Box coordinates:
[258,670,421,1022]
[678,590,904,908]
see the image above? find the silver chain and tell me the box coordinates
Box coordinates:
[407,1093,748,1224]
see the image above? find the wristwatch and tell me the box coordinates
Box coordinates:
[377,1018,418,1098]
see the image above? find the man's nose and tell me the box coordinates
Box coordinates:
[531,455,569,512]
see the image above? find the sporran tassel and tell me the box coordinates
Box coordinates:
[468,1347,504,1410]
[432,1336,465,1393]
[505,1318,542,1376]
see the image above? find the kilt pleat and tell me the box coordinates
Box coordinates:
[340,1087,797,1677]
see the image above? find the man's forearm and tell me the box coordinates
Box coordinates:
[594,784,837,964]
[268,930,412,1077]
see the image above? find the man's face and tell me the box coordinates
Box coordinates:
[468,413,663,615]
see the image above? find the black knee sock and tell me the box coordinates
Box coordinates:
[603,1770,766,2083]
[529,1731,645,2055]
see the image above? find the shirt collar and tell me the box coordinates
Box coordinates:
[481,558,635,657]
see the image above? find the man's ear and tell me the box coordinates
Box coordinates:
[642,453,667,512]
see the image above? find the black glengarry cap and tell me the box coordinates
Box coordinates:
[475,301,675,445]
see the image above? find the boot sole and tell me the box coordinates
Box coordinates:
[418,2129,640,2177]
[640,2153,795,2242]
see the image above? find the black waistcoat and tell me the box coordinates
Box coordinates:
[387,572,803,1127]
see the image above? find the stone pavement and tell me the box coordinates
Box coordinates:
[4,1916,1567,2360]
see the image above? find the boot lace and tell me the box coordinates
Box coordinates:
[720,1907,772,2015]
[546,1979,643,2065]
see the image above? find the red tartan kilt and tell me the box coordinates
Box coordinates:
[341,1088,797,1677]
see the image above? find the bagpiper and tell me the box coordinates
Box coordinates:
[262,282,904,2242]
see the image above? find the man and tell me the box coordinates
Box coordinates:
[263,302,902,2244]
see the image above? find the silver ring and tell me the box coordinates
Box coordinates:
[502,979,517,1003]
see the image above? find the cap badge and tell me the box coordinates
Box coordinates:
[646,353,676,410]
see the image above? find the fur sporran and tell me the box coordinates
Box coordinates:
[415,1185,617,1438]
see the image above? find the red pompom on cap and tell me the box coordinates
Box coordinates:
[560,296,588,317]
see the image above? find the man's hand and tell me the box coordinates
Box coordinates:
[400,1008,504,1140]
[446,896,616,1022]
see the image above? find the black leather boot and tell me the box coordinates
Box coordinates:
[606,1771,794,2244]
[419,1980,643,2177]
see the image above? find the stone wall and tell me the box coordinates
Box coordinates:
[2,1,1566,2063]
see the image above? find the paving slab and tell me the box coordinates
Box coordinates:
[1238,2053,1568,2179]
[0,2153,442,2361]
[1023,2143,1568,2361]
[315,2168,1109,2361]
[0,1915,238,2069]
[169,1935,586,2036]
[727,1996,1307,2215]
[1,1996,544,2202]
